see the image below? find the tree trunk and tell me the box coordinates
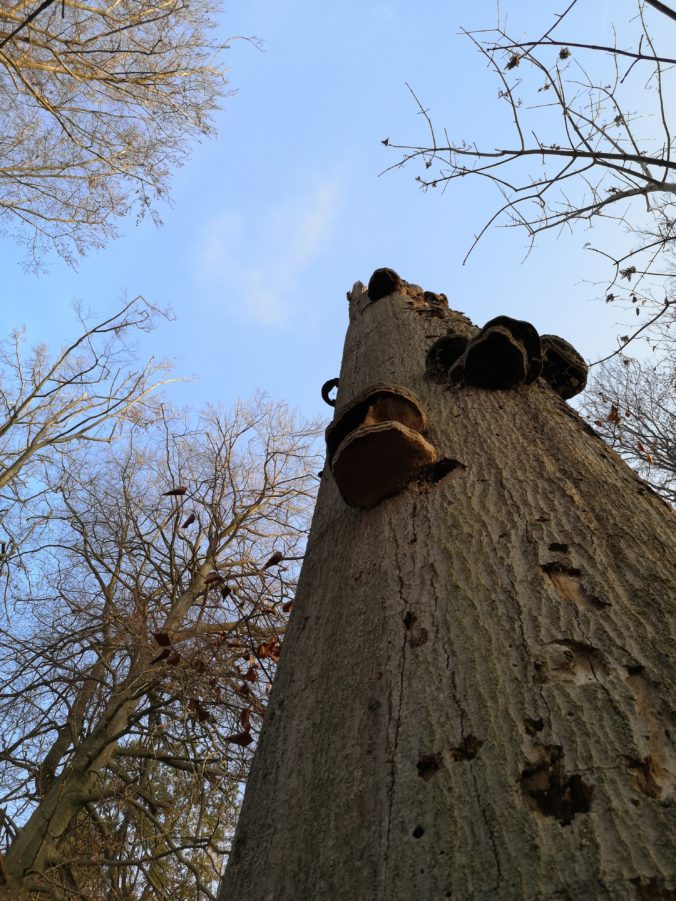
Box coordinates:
[1,672,143,891]
[219,277,675,900]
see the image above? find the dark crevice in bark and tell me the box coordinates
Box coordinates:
[415,457,466,486]
[417,754,441,781]
[524,717,545,736]
[384,521,410,899]
[449,735,484,761]
[520,745,594,825]
[548,542,570,553]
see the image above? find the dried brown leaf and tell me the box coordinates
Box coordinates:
[225,730,253,747]
[152,631,171,647]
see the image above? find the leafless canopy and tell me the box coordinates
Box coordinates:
[0,297,171,556]
[583,355,675,504]
[386,0,676,359]
[0,396,320,898]
[0,302,321,897]
[0,0,232,266]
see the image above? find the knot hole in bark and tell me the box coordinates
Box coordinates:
[534,639,608,686]
[520,745,593,825]
[417,753,442,781]
[450,735,484,761]
[541,562,610,611]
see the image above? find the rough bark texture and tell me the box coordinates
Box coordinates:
[219,280,675,900]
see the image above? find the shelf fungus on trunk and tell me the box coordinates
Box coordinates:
[541,334,588,399]
[449,315,543,389]
[425,314,588,401]
[326,384,437,508]
[425,333,470,384]
[367,267,402,302]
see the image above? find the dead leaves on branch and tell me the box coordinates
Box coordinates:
[152,631,171,647]
[224,730,253,747]
[257,639,281,663]
[262,550,284,570]
[163,486,187,497]
[224,705,255,746]
[187,698,211,723]
[606,404,622,425]
[204,571,225,586]
[145,451,306,763]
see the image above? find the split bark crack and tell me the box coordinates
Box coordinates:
[383,519,409,899]
[448,667,503,887]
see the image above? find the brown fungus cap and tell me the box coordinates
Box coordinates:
[332,421,437,509]
[326,384,436,508]
[450,315,542,389]
[326,384,427,463]
[367,267,402,301]
[425,333,469,384]
[541,335,588,399]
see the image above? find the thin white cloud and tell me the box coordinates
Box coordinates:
[197,179,342,324]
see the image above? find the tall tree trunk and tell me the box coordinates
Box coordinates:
[220,277,675,900]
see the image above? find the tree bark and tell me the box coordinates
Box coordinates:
[219,279,675,900]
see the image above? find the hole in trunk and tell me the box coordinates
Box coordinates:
[417,754,441,781]
[520,745,593,825]
[524,717,544,736]
[418,458,466,485]
[450,735,484,761]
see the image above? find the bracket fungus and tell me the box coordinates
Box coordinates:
[367,267,402,301]
[541,335,588,399]
[326,385,437,508]
[449,316,542,389]
[425,333,469,384]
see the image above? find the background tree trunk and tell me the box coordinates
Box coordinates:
[220,279,675,900]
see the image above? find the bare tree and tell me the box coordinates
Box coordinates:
[386,0,676,358]
[0,297,172,568]
[0,0,234,267]
[582,354,675,504]
[0,396,319,898]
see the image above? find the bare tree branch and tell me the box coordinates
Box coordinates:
[645,0,676,22]
[0,1,243,267]
[0,388,321,897]
[386,1,676,362]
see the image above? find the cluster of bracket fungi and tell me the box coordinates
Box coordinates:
[326,268,589,509]
[427,317,587,399]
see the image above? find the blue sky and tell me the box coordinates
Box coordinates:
[0,0,649,422]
